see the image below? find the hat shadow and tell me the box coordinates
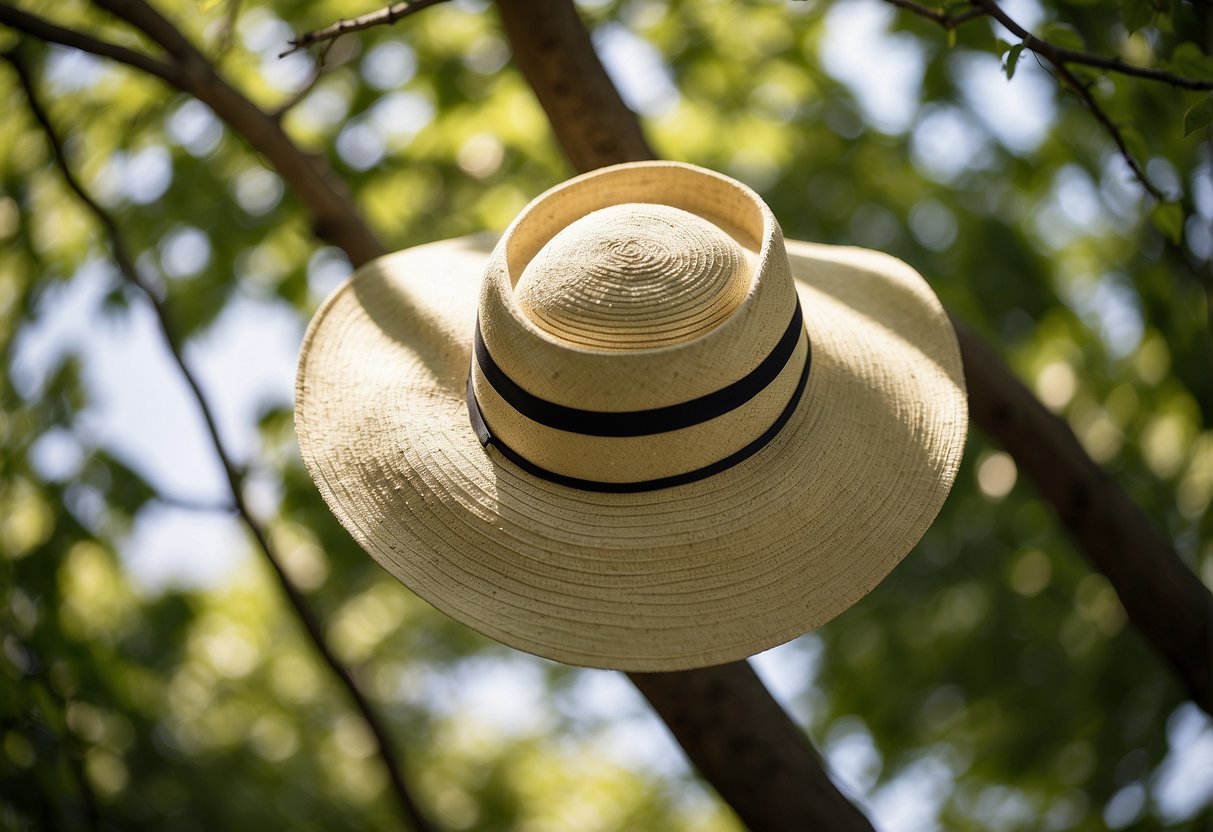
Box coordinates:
[351,232,499,389]
[787,247,965,390]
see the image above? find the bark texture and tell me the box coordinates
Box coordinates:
[497,0,654,171]
[632,664,877,832]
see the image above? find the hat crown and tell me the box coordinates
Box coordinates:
[514,203,751,351]
[471,162,808,488]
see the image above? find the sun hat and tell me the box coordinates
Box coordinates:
[295,161,968,671]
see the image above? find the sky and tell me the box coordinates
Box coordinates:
[10,0,1211,828]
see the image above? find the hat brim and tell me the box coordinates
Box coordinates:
[296,232,967,671]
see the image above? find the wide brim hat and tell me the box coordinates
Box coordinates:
[296,161,968,671]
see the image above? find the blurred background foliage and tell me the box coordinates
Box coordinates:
[0,0,1211,829]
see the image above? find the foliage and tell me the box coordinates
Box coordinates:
[1,0,1210,829]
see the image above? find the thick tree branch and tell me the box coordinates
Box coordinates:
[0,3,183,85]
[632,665,877,832]
[0,1,385,264]
[497,0,654,172]
[279,0,450,58]
[3,49,438,832]
[85,0,387,265]
[501,0,1211,771]
[496,2,876,830]
[953,319,1213,714]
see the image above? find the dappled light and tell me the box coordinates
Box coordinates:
[1,0,1210,829]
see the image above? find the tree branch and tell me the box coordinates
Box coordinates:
[500,0,1212,764]
[496,3,877,829]
[953,319,1213,714]
[0,3,183,86]
[153,490,238,513]
[497,0,654,172]
[271,39,335,121]
[883,0,987,29]
[2,48,438,832]
[0,1,385,264]
[976,0,1213,91]
[1048,56,1168,200]
[882,0,1206,199]
[632,665,877,832]
[970,0,1172,199]
[279,0,451,58]
[85,0,387,265]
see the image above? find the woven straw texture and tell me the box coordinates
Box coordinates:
[296,162,968,671]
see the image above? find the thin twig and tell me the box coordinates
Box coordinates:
[883,0,987,29]
[212,0,244,62]
[154,490,238,513]
[2,48,438,832]
[1034,52,1169,200]
[882,0,1175,199]
[280,0,450,58]
[272,39,335,121]
[976,0,1213,91]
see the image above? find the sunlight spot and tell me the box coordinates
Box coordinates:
[910,105,989,182]
[336,121,385,171]
[234,166,285,215]
[594,23,679,117]
[29,427,84,482]
[45,47,109,93]
[953,50,1055,154]
[160,225,212,279]
[908,199,958,251]
[363,42,417,90]
[307,247,352,303]
[1177,433,1212,519]
[250,714,298,762]
[84,748,128,796]
[167,100,223,158]
[1153,704,1213,822]
[825,716,883,796]
[1009,549,1052,597]
[371,91,435,146]
[1104,783,1146,828]
[1034,361,1076,411]
[976,451,1017,500]
[1141,412,1187,479]
[124,146,172,205]
[458,133,505,179]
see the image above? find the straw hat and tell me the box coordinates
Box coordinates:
[296,161,968,671]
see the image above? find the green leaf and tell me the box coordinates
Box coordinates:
[1005,43,1024,79]
[1170,43,1213,81]
[1042,22,1085,52]
[1183,93,1213,136]
[1151,202,1184,243]
[947,28,957,49]
[1122,0,1153,33]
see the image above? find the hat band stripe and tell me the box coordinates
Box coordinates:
[465,333,811,493]
[473,301,805,437]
